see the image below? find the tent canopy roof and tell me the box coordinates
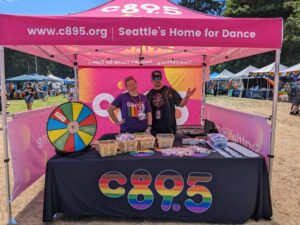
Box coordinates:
[0,0,283,68]
[252,62,287,74]
[47,74,64,81]
[280,63,300,73]
[213,69,235,80]
[71,0,223,19]
[233,65,258,79]
[6,73,50,82]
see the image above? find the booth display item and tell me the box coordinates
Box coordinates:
[157,134,175,148]
[134,134,156,149]
[177,128,204,137]
[97,140,119,157]
[129,149,155,157]
[47,102,97,153]
[161,146,211,157]
[116,133,135,141]
[116,133,138,153]
[182,138,206,145]
[207,133,228,149]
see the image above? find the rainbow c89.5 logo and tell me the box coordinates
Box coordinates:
[99,169,212,213]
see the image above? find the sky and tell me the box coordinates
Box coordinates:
[0,0,179,15]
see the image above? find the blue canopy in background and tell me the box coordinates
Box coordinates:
[210,72,219,79]
[6,73,52,82]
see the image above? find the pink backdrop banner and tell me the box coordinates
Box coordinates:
[204,103,271,163]
[8,107,56,200]
[79,67,202,138]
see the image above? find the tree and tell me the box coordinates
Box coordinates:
[179,0,299,73]
[213,0,299,73]
[179,0,225,15]
[4,48,73,78]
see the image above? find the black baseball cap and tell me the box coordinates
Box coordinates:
[152,70,162,80]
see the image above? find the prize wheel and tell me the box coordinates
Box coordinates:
[47,101,97,153]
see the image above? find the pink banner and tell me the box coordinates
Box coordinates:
[8,107,56,200]
[79,67,202,138]
[204,103,271,162]
[0,0,282,48]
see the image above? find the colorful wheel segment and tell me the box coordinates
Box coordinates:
[47,102,97,153]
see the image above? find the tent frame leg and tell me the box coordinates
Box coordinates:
[269,49,281,185]
[73,54,79,101]
[201,56,207,126]
[0,46,17,225]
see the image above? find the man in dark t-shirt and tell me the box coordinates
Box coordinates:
[147,70,196,135]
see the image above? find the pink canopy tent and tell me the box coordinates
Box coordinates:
[0,0,283,224]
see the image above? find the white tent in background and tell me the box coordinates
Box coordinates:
[251,62,287,74]
[65,77,74,81]
[47,74,64,81]
[280,63,300,76]
[233,65,258,79]
[213,69,235,80]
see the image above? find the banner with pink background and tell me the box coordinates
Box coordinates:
[8,107,56,200]
[79,67,203,138]
[204,103,271,164]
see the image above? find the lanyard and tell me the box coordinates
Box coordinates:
[130,93,142,105]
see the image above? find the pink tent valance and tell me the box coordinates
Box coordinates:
[0,0,283,67]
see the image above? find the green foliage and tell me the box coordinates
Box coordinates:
[179,0,300,72]
[179,0,225,15]
[4,48,73,78]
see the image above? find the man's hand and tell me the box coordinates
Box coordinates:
[186,88,196,98]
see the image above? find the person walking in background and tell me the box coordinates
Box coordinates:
[42,82,49,101]
[24,82,36,110]
[61,83,67,98]
[9,82,15,99]
[290,77,300,115]
[213,84,218,97]
[68,84,75,102]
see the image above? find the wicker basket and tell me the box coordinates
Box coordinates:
[97,140,119,157]
[118,139,138,153]
[135,135,156,149]
[157,134,175,148]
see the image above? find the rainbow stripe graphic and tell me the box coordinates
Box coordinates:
[130,150,154,157]
[155,170,184,211]
[184,173,212,213]
[99,171,127,198]
[127,103,139,117]
[127,169,154,210]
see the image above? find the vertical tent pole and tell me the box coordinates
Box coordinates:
[73,54,79,101]
[201,55,207,126]
[269,49,281,184]
[239,78,244,98]
[0,46,15,225]
[246,78,249,90]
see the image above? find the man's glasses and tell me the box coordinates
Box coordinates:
[152,76,162,81]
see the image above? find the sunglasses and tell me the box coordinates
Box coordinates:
[152,76,162,81]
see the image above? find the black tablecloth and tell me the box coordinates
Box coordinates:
[43,134,272,223]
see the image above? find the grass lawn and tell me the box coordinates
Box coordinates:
[7,95,69,114]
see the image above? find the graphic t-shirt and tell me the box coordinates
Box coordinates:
[147,86,182,135]
[112,92,152,133]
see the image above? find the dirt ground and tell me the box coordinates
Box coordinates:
[0,96,299,225]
